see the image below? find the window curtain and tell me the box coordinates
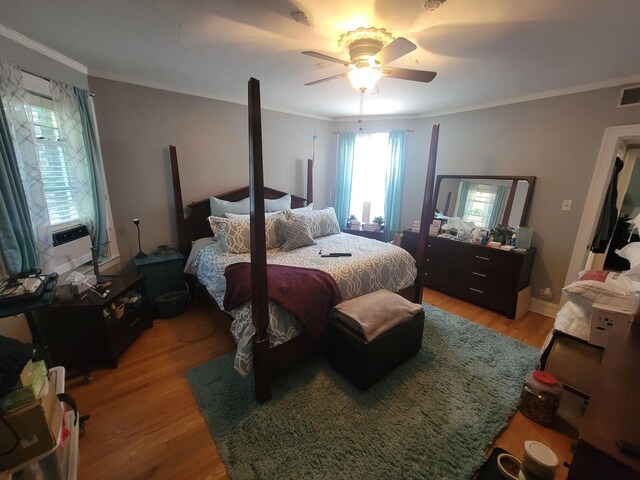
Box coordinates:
[50,81,97,243]
[0,61,54,273]
[457,181,471,217]
[73,87,108,257]
[0,97,39,274]
[384,130,408,241]
[488,186,509,229]
[334,132,355,229]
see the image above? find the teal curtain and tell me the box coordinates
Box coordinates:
[384,130,408,241]
[457,181,471,217]
[489,186,509,229]
[74,87,108,257]
[334,132,356,229]
[0,100,38,274]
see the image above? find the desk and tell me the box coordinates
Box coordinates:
[568,322,640,479]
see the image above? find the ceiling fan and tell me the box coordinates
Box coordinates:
[302,27,436,92]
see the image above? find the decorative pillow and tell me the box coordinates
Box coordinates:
[275,217,316,252]
[264,194,291,213]
[209,196,250,217]
[562,270,640,313]
[287,207,341,238]
[209,214,283,254]
[225,211,284,220]
[616,242,640,276]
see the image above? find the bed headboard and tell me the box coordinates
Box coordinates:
[169,145,313,257]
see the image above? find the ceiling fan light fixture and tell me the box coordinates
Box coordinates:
[424,0,447,11]
[338,27,393,50]
[348,66,382,92]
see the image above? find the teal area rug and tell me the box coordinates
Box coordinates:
[186,304,539,479]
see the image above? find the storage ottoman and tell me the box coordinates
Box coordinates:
[327,289,425,390]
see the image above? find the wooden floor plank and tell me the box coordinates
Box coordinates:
[69,289,572,479]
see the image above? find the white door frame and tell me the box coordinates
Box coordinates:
[565,124,640,287]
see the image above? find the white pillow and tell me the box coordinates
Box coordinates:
[616,242,640,276]
[562,270,640,313]
[264,194,291,212]
[209,196,250,217]
[292,203,313,211]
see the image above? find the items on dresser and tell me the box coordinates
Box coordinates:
[134,252,185,303]
[401,231,535,318]
[30,276,152,373]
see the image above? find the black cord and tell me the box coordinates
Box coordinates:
[178,323,217,343]
[0,414,20,456]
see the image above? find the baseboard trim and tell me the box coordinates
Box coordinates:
[530,298,560,318]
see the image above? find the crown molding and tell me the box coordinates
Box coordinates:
[417,73,640,119]
[0,23,88,74]
[90,69,333,122]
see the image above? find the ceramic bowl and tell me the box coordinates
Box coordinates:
[497,453,522,480]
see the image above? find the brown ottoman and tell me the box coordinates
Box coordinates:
[326,289,425,390]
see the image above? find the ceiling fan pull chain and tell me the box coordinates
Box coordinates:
[358,91,364,131]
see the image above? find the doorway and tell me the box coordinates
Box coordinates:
[565,124,640,287]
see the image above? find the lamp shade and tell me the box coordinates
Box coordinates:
[348,67,382,92]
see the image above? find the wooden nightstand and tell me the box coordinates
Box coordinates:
[134,252,185,302]
[341,228,385,241]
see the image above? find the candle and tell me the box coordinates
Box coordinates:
[362,202,371,224]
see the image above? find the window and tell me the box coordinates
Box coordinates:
[29,95,80,228]
[461,183,498,228]
[348,132,390,222]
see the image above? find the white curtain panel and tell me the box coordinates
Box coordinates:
[0,61,55,273]
[50,80,96,239]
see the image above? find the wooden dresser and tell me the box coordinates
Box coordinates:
[401,230,535,318]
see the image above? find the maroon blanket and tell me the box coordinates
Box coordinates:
[223,262,342,340]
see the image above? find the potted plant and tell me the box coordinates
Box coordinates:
[348,214,359,230]
[372,216,385,232]
[489,225,515,244]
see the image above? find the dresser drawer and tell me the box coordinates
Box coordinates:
[108,304,152,365]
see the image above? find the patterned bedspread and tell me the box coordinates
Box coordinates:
[194,232,417,374]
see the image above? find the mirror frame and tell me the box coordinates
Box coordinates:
[434,175,536,227]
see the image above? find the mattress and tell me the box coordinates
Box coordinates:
[193,232,417,374]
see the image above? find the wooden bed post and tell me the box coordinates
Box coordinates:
[248,78,272,403]
[414,124,440,304]
[169,145,190,258]
[307,158,314,205]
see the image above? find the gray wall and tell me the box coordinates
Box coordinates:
[89,77,335,272]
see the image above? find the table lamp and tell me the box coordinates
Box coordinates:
[133,218,147,259]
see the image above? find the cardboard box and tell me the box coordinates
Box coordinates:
[0,371,61,471]
[589,303,634,348]
[0,361,48,413]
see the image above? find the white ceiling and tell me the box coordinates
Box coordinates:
[1,0,640,119]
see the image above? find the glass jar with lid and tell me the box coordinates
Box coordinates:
[518,370,562,426]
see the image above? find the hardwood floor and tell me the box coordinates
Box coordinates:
[68,289,574,479]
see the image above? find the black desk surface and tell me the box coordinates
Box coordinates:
[0,273,58,318]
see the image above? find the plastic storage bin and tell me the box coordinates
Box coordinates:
[155,290,188,319]
[518,370,562,426]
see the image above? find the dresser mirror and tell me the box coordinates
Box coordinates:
[434,175,535,228]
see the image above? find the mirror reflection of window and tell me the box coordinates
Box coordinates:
[456,182,508,229]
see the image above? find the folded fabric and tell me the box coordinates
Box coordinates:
[332,289,423,342]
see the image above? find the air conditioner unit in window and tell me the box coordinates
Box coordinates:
[52,225,92,274]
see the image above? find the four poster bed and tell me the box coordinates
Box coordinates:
[169,79,439,402]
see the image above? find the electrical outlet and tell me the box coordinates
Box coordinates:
[561,200,572,211]
[538,287,552,300]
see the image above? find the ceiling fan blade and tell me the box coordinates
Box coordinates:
[305,72,348,86]
[382,67,437,83]
[377,37,417,66]
[302,51,351,67]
